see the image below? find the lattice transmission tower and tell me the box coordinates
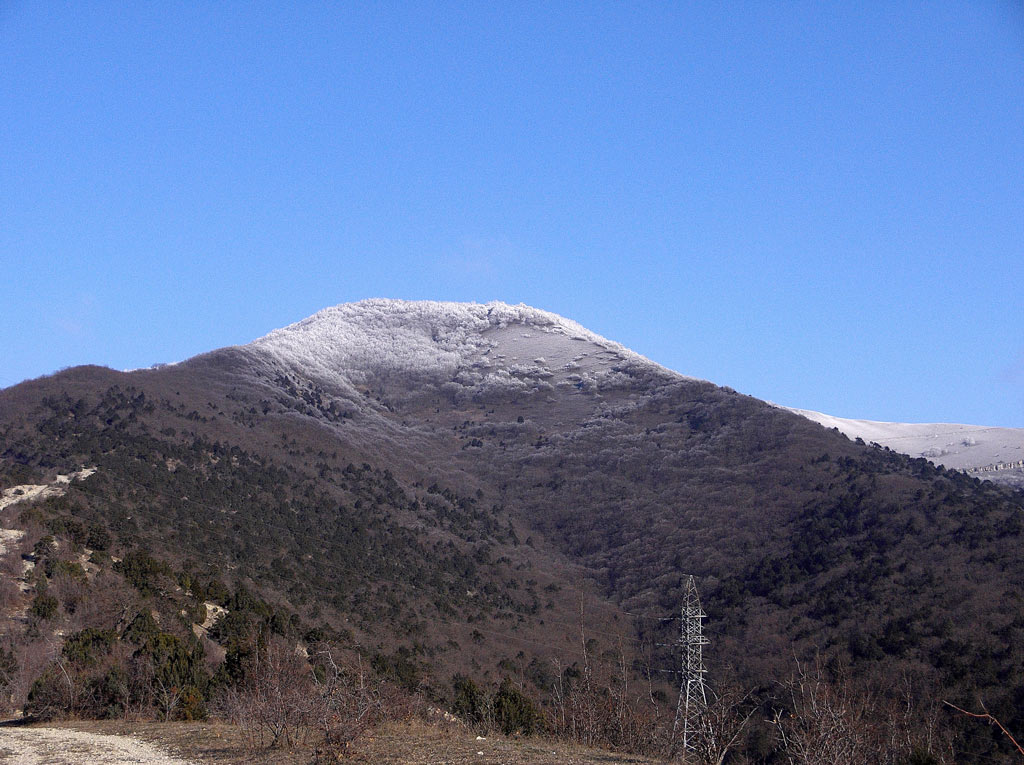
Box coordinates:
[672,574,710,755]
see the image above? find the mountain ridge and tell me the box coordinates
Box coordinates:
[785,406,1024,480]
[11,299,1021,474]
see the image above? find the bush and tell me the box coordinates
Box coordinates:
[451,674,486,725]
[62,628,116,667]
[136,632,208,721]
[30,593,59,620]
[217,635,317,750]
[0,644,17,689]
[371,648,420,691]
[32,535,55,560]
[122,611,160,645]
[492,677,540,736]
[44,558,86,581]
[25,665,70,720]
[114,550,171,595]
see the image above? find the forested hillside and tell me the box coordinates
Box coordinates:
[2,301,1022,760]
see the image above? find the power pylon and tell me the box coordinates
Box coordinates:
[672,574,709,755]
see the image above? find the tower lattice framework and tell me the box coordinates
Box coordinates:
[672,574,709,754]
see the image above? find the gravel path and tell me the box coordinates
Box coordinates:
[0,726,199,764]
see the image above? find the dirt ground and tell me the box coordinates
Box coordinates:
[0,721,199,764]
[0,719,661,765]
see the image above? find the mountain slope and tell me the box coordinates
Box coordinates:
[2,299,1023,754]
[786,407,1024,486]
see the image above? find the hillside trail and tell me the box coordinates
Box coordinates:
[0,725,197,764]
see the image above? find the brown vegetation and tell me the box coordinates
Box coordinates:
[1,338,1023,761]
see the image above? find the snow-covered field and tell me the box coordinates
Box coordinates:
[786,408,1024,472]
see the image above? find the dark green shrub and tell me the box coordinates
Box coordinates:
[45,558,87,581]
[371,648,420,691]
[25,665,67,720]
[177,684,206,720]
[122,611,160,645]
[30,593,59,620]
[0,645,17,687]
[136,632,208,720]
[114,550,171,595]
[206,610,255,647]
[62,628,116,667]
[85,665,130,719]
[32,535,55,560]
[491,677,540,736]
[88,550,110,566]
[451,674,486,724]
[86,524,111,551]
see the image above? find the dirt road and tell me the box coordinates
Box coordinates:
[0,726,198,764]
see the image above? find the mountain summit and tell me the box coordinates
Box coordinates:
[234,299,1024,480]
[243,299,680,402]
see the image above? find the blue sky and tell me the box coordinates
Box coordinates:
[2,2,1022,425]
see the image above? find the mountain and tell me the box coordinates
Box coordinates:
[785,407,1024,487]
[2,299,1023,756]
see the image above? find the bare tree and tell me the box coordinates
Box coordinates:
[770,659,958,765]
[309,643,395,755]
[0,576,20,613]
[770,658,873,765]
[218,635,318,750]
[686,685,757,765]
[944,700,1024,759]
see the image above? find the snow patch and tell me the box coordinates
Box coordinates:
[785,408,1024,471]
[246,299,686,398]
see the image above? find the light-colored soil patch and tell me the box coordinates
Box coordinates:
[0,468,97,512]
[191,603,228,640]
[0,724,199,764]
[0,528,24,558]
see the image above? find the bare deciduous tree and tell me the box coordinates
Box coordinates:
[685,685,757,765]
[309,643,398,756]
[944,700,1024,759]
[770,658,876,765]
[770,659,956,765]
[217,635,318,750]
[216,637,405,757]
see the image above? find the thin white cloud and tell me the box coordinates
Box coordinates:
[437,236,527,278]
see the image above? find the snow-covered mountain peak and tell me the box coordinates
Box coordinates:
[259,299,602,348]
[245,299,678,397]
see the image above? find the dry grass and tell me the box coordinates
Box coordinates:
[346,718,660,764]
[38,718,660,764]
